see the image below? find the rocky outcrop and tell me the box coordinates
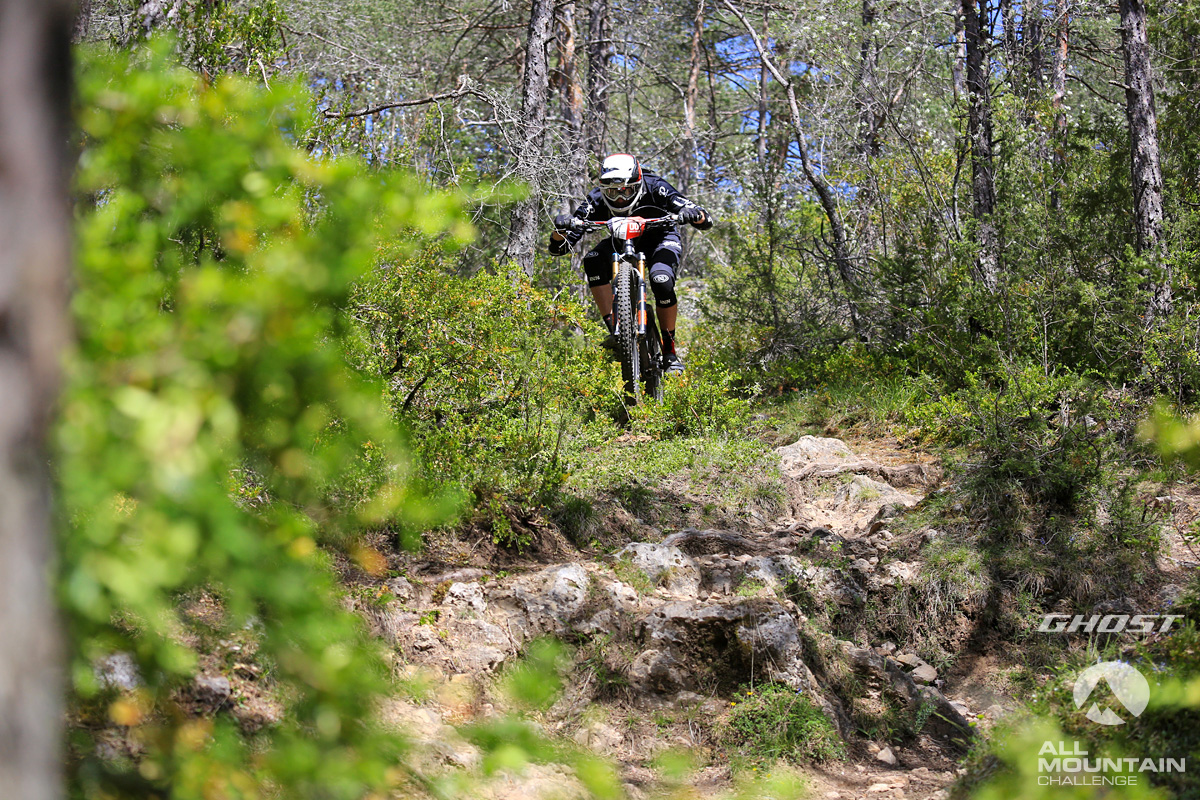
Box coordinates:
[353,435,970,767]
[776,435,939,536]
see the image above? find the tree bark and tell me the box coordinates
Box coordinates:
[755,43,769,192]
[503,0,555,275]
[554,0,587,205]
[584,0,611,166]
[0,1,73,798]
[680,0,705,195]
[1118,0,1169,324]
[1024,0,1044,97]
[855,0,881,159]
[1001,0,1019,73]
[963,0,998,290]
[952,6,966,103]
[854,0,882,260]
[1050,0,1069,209]
[553,1,588,288]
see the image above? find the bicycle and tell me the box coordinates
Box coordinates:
[561,214,679,406]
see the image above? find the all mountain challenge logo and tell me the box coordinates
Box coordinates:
[1036,662,1187,787]
[1073,661,1150,725]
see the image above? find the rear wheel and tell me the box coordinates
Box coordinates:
[614,259,640,404]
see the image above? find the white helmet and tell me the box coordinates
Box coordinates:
[598,153,645,214]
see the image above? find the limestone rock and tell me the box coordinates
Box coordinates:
[95,652,141,691]
[604,579,640,612]
[386,576,414,602]
[911,664,938,685]
[489,564,592,640]
[776,436,855,469]
[194,674,232,704]
[613,543,701,596]
[445,581,487,614]
[572,722,624,754]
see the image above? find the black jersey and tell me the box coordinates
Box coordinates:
[549,169,713,255]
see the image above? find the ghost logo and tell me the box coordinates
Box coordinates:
[1073,662,1150,726]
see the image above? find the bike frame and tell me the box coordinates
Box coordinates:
[567,214,677,328]
[564,214,678,404]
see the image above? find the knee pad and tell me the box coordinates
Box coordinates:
[649,267,677,308]
[583,250,612,288]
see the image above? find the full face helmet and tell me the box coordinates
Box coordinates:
[598,153,645,214]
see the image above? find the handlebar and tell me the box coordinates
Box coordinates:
[557,214,679,236]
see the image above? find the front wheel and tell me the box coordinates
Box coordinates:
[614,259,640,404]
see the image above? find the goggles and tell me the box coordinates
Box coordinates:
[601,183,638,204]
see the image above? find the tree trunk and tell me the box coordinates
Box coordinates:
[1024,0,1044,98]
[680,0,705,195]
[963,0,998,290]
[0,1,73,798]
[854,0,882,261]
[755,48,769,192]
[1001,0,1019,72]
[855,0,881,159]
[555,0,587,205]
[952,7,966,103]
[584,0,610,166]
[503,0,555,275]
[1118,0,1169,324]
[1050,0,1069,209]
[723,0,863,338]
[553,0,589,288]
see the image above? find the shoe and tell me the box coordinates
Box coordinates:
[601,333,618,352]
[662,353,685,375]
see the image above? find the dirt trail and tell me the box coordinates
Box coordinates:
[344,434,996,799]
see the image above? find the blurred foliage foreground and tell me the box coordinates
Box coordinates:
[59,43,774,800]
[62,43,457,798]
[59,45,578,799]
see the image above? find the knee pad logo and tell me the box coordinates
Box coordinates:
[652,273,671,283]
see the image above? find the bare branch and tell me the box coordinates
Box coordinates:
[323,77,491,119]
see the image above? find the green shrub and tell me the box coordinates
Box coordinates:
[348,249,619,509]
[722,683,846,768]
[957,630,1200,799]
[628,342,752,437]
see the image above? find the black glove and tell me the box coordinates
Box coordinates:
[679,206,706,226]
[554,213,577,232]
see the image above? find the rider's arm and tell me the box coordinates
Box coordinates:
[645,174,713,230]
[549,228,571,256]
[548,191,604,255]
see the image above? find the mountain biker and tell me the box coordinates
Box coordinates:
[549,153,713,375]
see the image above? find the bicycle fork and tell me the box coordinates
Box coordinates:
[610,253,648,337]
[637,255,647,336]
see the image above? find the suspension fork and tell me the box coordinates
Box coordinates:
[637,254,647,336]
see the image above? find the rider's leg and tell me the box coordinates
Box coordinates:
[646,234,681,314]
[582,242,617,334]
[647,235,684,372]
[590,285,614,317]
[656,305,677,336]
